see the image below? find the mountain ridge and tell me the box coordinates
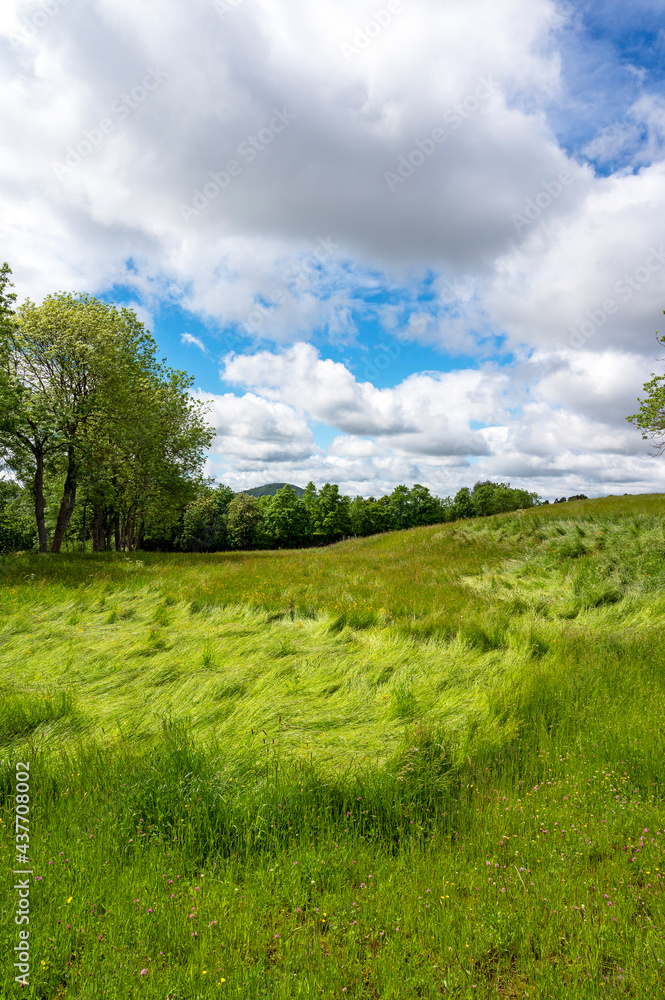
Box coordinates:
[240,482,306,498]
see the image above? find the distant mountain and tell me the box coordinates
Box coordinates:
[240,483,306,498]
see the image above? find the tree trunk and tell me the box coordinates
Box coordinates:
[51,445,77,553]
[91,501,105,552]
[33,449,48,554]
[128,510,136,551]
[81,501,87,553]
[105,521,113,551]
[134,520,144,551]
[114,513,121,551]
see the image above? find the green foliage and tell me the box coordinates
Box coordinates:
[178,484,234,552]
[0,286,214,554]
[453,484,475,519]
[627,323,665,454]
[259,484,310,547]
[0,261,16,335]
[0,478,35,551]
[309,482,352,543]
[472,480,540,516]
[227,492,263,548]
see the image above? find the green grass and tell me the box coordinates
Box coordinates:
[0,495,664,998]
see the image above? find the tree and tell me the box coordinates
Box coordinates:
[85,369,213,551]
[309,483,351,543]
[627,327,665,455]
[178,484,234,552]
[0,263,16,333]
[366,496,393,534]
[0,291,213,553]
[452,486,476,520]
[227,493,263,549]
[387,484,414,529]
[471,480,539,517]
[0,479,35,552]
[261,485,310,547]
[0,280,69,552]
[408,484,444,526]
[350,495,373,537]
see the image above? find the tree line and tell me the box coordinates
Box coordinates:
[0,474,541,554]
[176,479,540,553]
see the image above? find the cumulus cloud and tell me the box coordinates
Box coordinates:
[197,390,316,465]
[213,343,664,498]
[222,343,498,453]
[1,0,664,498]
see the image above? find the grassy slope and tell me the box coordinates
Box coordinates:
[0,494,664,998]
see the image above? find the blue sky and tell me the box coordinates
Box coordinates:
[2,0,665,498]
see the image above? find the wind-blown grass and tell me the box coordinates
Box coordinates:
[0,494,664,997]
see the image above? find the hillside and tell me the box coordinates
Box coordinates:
[240,481,306,498]
[0,492,663,997]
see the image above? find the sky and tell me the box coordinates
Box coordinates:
[2,0,665,500]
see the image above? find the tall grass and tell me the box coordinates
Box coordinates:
[0,496,664,997]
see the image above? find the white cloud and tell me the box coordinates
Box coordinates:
[223,343,498,453]
[1,0,664,499]
[213,343,665,498]
[181,332,207,352]
[197,390,316,464]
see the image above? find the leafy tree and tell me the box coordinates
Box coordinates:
[471,480,539,517]
[0,263,16,333]
[227,493,263,549]
[0,479,35,552]
[409,484,444,526]
[302,481,318,536]
[309,483,351,543]
[350,495,374,537]
[627,327,665,455]
[387,484,413,529]
[452,486,476,520]
[366,496,393,534]
[0,292,213,553]
[261,485,310,548]
[178,484,234,552]
[436,495,455,523]
[471,480,503,517]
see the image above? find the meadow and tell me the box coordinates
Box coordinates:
[0,493,664,998]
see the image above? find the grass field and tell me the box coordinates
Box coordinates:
[1,494,664,998]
